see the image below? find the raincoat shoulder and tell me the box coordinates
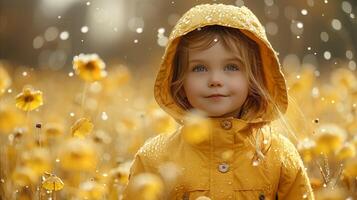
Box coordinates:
[122,131,181,200]
[270,133,315,200]
[129,130,181,175]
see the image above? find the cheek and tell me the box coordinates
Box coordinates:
[230,78,249,96]
[183,75,203,97]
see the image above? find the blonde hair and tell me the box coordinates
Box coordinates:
[170,25,277,126]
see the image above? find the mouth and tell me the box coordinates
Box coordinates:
[205,94,228,98]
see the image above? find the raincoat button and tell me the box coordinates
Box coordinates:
[220,120,232,130]
[218,162,229,173]
[259,193,265,200]
[182,192,189,200]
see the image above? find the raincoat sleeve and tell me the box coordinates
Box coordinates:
[277,136,315,200]
[122,153,146,200]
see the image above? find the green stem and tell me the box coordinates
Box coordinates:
[52,182,55,200]
[81,82,89,117]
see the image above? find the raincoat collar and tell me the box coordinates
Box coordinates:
[180,116,256,150]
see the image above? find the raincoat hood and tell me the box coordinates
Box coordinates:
[154,3,288,125]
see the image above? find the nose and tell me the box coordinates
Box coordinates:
[208,71,223,87]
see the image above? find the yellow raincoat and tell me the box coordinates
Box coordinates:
[123,4,314,200]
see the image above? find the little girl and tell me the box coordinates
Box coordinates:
[123,4,314,200]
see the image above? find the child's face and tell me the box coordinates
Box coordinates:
[183,40,249,118]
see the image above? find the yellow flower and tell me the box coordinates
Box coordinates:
[309,177,323,190]
[335,142,355,161]
[181,111,212,145]
[344,156,357,177]
[71,118,94,138]
[79,180,107,200]
[109,161,131,185]
[104,65,131,92]
[314,185,348,200]
[12,166,38,187]
[44,122,64,137]
[129,173,164,200]
[331,68,357,90]
[15,86,43,111]
[73,53,107,82]
[287,65,315,97]
[149,109,177,134]
[22,148,52,175]
[60,138,97,171]
[313,124,346,155]
[352,136,357,149]
[297,139,316,163]
[0,66,11,96]
[0,107,25,134]
[92,130,112,144]
[42,174,64,191]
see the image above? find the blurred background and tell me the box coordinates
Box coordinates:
[1,0,357,199]
[0,0,356,73]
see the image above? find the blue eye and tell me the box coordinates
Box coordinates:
[224,64,240,71]
[192,65,207,72]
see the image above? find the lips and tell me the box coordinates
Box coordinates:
[206,94,227,98]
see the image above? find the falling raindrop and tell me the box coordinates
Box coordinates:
[252,160,260,166]
[157,36,168,47]
[235,0,244,7]
[312,87,319,98]
[81,26,89,33]
[346,50,353,60]
[44,26,59,41]
[68,72,74,77]
[101,112,108,121]
[320,32,329,42]
[158,28,165,34]
[301,9,308,15]
[59,31,69,40]
[331,19,342,30]
[302,193,308,199]
[136,27,143,33]
[22,71,28,76]
[86,1,91,6]
[324,51,331,60]
[33,36,44,49]
[265,22,278,35]
[297,22,304,29]
[341,1,352,13]
[348,61,356,71]
[264,0,274,6]
[134,39,138,43]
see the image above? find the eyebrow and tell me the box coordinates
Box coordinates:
[189,57,243,64]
